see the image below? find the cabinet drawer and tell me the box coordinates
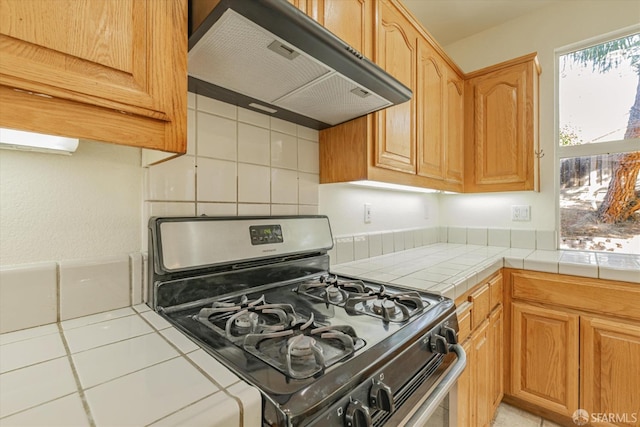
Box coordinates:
[510,270,640,321]
[469,283,490,330]
[457,301,473,342]
[489,275,503,310]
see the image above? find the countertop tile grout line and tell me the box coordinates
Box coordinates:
[57,323,96,427]
[134,309,247,426]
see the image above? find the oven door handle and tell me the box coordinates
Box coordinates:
[403,343,467,426]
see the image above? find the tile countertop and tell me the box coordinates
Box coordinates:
[0,245,637,427]
[0,305,261,427]
[331,244,640,301]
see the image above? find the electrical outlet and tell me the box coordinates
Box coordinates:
[364,203,372,223]
[511,205,531,221]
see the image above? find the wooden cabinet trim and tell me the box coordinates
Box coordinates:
[509,269,640,321]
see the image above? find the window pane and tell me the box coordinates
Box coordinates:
[559,33,640,146]
[560,152,640,253]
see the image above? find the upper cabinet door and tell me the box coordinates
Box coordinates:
[311,0,372,58]
[375,0,416,174]
[465,54,540,192]
[446,71,464,186]
[0,0,187,153]
[416,38,446,180]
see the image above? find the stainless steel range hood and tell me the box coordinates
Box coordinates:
[188,0,412,130]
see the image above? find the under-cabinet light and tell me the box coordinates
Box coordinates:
[349,180,441,194]
[0,128,79,155]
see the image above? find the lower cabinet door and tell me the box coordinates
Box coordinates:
[581,316,640,427]
[510,302,579,417]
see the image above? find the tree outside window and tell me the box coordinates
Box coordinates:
[558,31,640,254]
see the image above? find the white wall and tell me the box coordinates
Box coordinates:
[0,141,142,265]
[440,0,639,230]
[319,184,438,236]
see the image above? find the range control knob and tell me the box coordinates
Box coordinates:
[370,379,395,412]
[345,399,372,427]
[430,334,449,354]
[442,326,458,344]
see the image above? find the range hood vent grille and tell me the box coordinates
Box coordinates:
[188,0,411,130]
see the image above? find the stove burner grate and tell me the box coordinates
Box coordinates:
[194,295,365,379]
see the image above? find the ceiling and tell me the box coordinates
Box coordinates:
[402,0,559,46]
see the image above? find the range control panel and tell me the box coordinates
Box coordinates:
[249,224,284,245]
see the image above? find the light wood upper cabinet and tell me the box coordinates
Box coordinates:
[446,72,464,187]
[416,38,464,191]
[309,0,373,58]
[417,38,445,180]
[581,316,640,427]
[464,53,540,192]
[375,0,417,174]
[0,0,187,153]
[510,302,580,418]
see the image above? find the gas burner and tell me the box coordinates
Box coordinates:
[372,299,398,318]
[296,275,376,305]
[195,296,298,344]
[345,285,428,323]
[243,313,366,379]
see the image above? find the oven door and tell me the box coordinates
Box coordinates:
[386,344,466,427]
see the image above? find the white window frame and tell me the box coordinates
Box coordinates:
[554,24,640,250]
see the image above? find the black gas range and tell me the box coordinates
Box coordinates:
[147,216,465,427]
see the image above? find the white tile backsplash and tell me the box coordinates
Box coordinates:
[271,131,298,170]
[0,262,57,334]
[448,227,467,244]
[59,256,130,321]
[238,123,270,165]
[536,230,557,250]
[511,229,536,249]
[238,107,270,128]
[393,231,405,252]
[467,228,488,246]
[197,158,237,202]
[488,228,511,247]
[270,117,297,135]
[296,125,319,142]
[271,168,299,204]
[271,204,298,215]
[197,202,237,216]
[382,232,395,254]
[197,113,237,161]
[147,155,195,201]
[196,94,236,119]
[238,163,270,203]
[237,203,271,216]
[368,233,383,257]
[298,139,319,173]
[354,235,369,260]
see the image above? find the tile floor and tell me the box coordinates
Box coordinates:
[492,403,563,427]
